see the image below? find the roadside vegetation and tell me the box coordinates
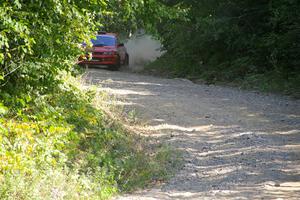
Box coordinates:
[0,1,178,199]
[0,71,178,199]
[145,0,300,97]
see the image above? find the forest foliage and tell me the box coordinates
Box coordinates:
[150,0,300,96]
[0,0,176,199]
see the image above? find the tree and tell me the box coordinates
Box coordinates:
[155,0,300,85]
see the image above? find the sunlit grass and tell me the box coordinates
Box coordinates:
[0,71,178,199]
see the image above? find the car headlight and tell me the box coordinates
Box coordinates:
[103,51,114,55]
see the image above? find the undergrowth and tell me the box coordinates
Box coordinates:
[145,54,300,98]
[0,71,178,199]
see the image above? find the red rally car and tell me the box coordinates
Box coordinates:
[78,32,129,70]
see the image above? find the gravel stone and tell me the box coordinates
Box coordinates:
[85,68,300,200]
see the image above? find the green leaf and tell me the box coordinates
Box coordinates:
[0,103,8,115]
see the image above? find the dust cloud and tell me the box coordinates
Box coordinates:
[125,34,163,71]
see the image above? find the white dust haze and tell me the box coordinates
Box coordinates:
[125,34,163,71]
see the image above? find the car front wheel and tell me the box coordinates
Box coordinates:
[109,56,121,71]
[124,54,129,66]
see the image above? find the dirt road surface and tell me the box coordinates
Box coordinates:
[85,68,300,200]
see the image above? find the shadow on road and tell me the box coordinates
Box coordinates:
[85,69,300,199]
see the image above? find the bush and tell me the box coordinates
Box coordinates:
[0,73,178,199]
[149,0,300,96]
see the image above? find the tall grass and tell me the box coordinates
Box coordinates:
[0,71,179,199]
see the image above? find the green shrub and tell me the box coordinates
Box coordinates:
[0,73,177,199]
[148,0,300,97]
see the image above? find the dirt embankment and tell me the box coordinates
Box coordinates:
[85,69,300,200]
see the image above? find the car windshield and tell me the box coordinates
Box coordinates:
[91,35,116,47]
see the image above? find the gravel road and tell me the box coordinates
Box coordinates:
[85,68,300,200]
